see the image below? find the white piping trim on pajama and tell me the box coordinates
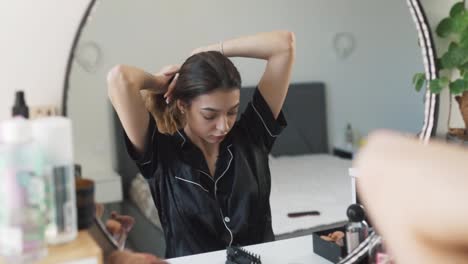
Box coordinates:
[175,176,209,193]
[176,130,186,148]
[251,102,279,137]
[214,144,234,246]
[197,169,214,182]
[220,208,234,247]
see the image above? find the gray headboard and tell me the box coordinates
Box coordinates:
[113,82,328,197]
[240,82,328,156]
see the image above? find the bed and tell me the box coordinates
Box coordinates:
[111,82,352,252]
[238,83,352,237]
[269,154,352,238]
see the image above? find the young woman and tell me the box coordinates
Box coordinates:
[107,31,295,258]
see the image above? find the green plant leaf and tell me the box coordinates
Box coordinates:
[441,51,451,68]
[429,78,444,93]
[450,79,468,94]
[460,62,468,76]
[413,73,426,92]
[429,77,450,94]
[440,76,450,87]
[441,50,456,68]
[462,12,468,30]
[449,41,459,51]
[437,18,455,37]
[441,42,468,69]
[450,2,465,18]
[461,28,468,48]
[451,12,468,33]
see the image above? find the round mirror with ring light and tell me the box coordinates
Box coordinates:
[62,0,439,262]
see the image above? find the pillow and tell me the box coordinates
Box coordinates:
[129,173,162,229]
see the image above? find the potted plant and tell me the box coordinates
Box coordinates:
[413,1,468,137]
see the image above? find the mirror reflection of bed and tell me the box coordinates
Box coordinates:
[67,0,425,258]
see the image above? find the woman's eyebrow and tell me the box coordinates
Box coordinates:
[229,103,240,110]
[201,103,240,112]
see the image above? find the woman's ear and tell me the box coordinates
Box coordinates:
[176,100,187,114]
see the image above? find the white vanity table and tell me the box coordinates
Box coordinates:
[167,235,332,264]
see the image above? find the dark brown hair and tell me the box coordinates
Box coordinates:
[145,51,241,134]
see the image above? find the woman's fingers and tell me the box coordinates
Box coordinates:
[95,203,104,218]
[161,64,180,76]
[164,73,179,103]
[106,219,122,236]
[134,253,168,264]
[110,211,135,233]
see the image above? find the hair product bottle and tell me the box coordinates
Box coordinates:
[345,203,369,254]
[0,118,48,263]
[32,117,77,245]
[12,91,29,119]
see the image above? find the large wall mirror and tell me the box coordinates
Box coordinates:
[65,0,438,260]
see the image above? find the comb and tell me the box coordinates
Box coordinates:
[225,246,262,264]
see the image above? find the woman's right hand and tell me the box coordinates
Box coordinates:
[105,211,136,249]
[151,64,180,103]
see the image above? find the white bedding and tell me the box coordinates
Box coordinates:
[269,154,353,235]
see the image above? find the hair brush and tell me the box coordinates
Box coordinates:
[226,246,262,264]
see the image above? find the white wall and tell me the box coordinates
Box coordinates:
[68,0,426,173]
[0,0,91,121]
[421,0,465,136]
[0,0,444,174]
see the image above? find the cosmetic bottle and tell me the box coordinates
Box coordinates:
[12,91,30,119]
[345,203,369,254]
[32,117,77,245]
[0,118,48,263]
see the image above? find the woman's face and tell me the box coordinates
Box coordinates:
[183,89,240,144]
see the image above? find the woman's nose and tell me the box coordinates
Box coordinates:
[216,115,229,134]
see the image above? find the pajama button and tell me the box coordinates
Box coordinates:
[224,217,230,223]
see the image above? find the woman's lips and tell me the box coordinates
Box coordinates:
[213,135,225,141]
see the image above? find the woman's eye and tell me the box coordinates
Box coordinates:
[203,115,216,120]
[228,112,238,116]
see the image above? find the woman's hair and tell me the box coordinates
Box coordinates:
[145,51,241,134]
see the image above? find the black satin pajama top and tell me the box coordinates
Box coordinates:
[124,88,287,258]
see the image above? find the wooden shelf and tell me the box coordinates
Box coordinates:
[1,231,102,264]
